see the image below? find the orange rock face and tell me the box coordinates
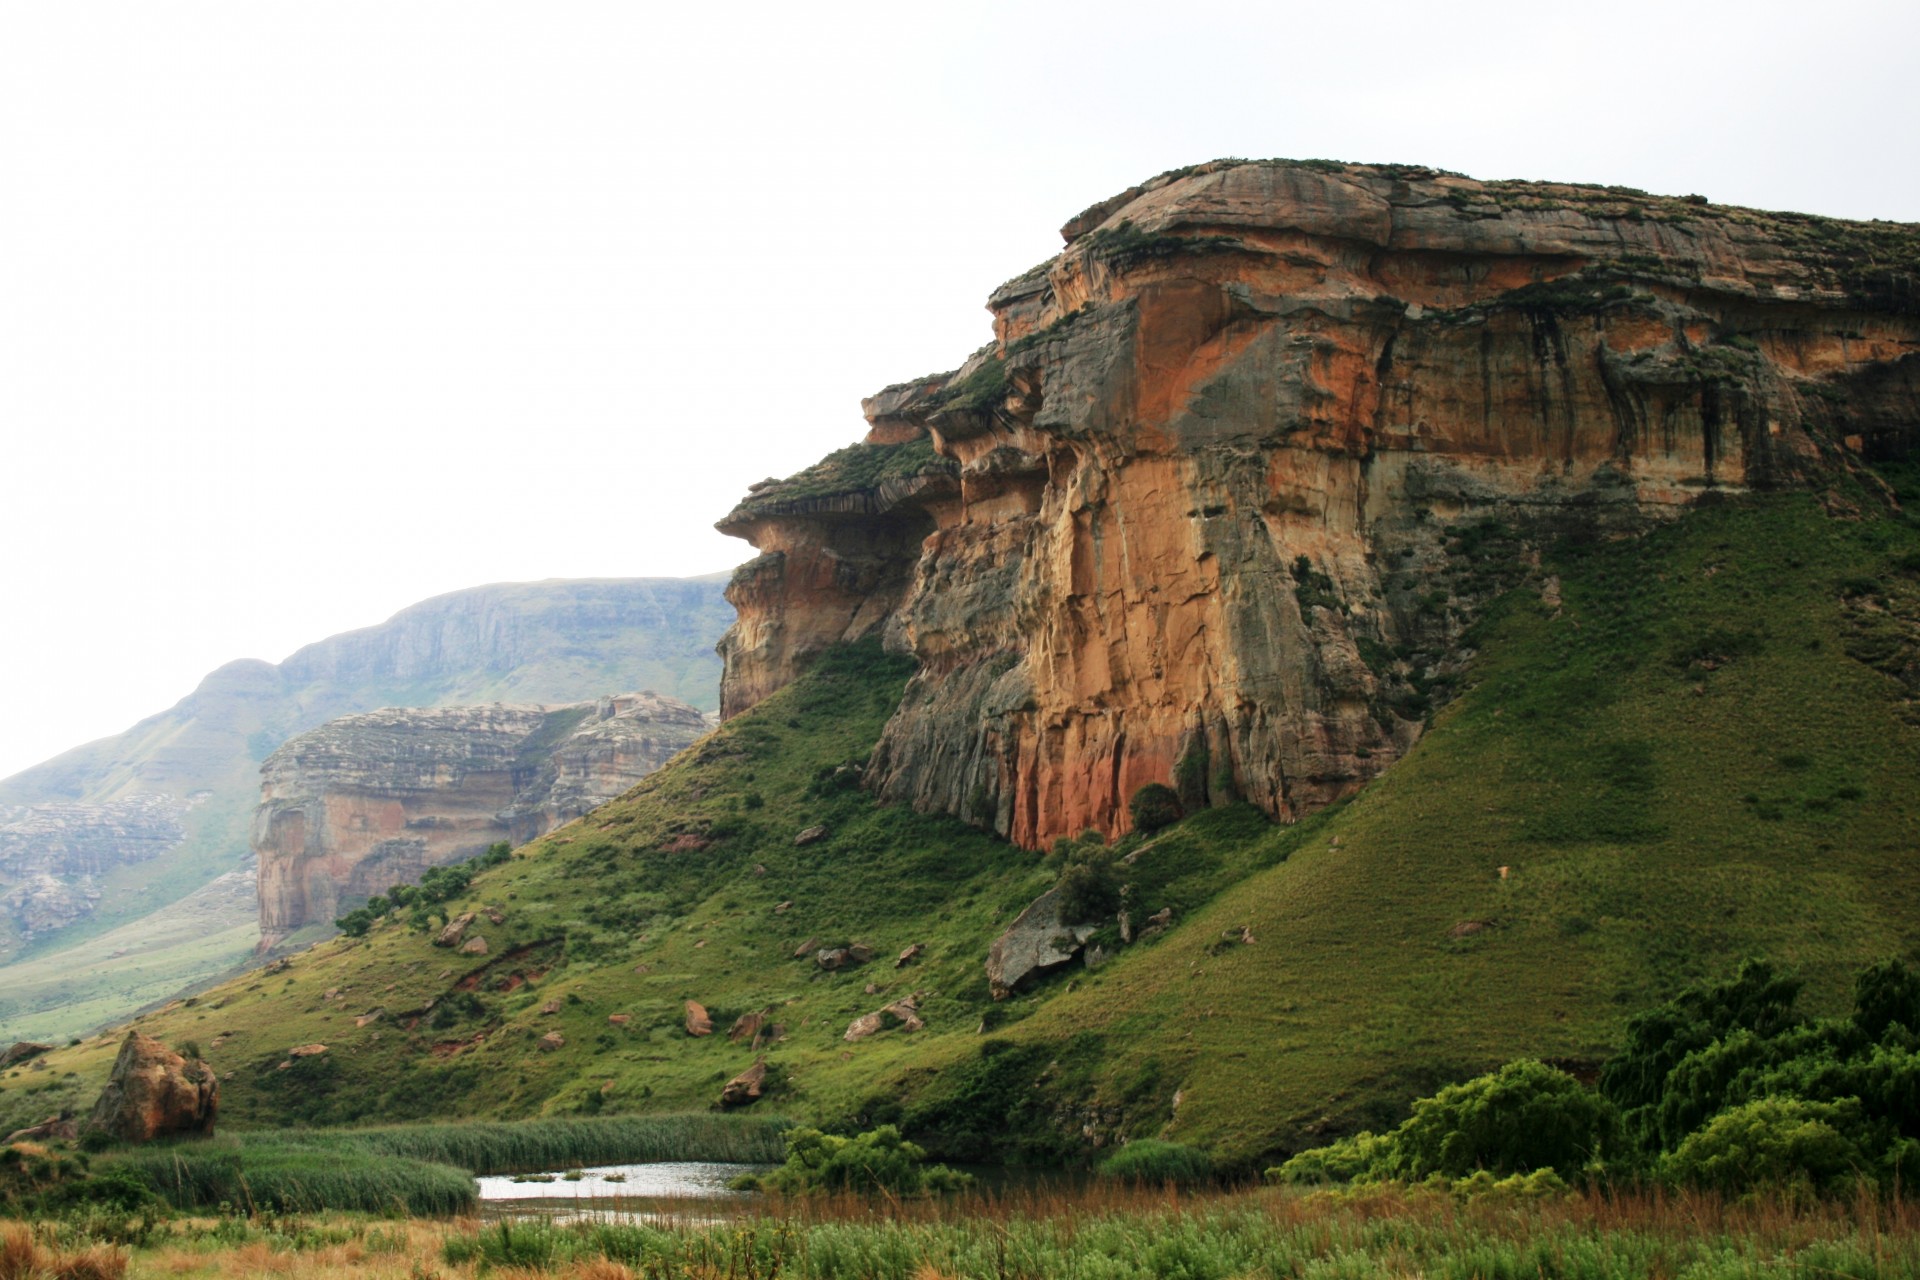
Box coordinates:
[86,1031,218,1143]
[718,160,1920,848]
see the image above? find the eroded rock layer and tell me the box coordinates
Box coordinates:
[0,796,186,939]
[254,692,707,939]
[718,160,1920,847]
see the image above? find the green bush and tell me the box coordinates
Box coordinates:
[1095,1140,1215,1186]
[1129,783,1183,834]
[1280,1061,1615,1185]
[1659,1098,1868,1197]
[734,1126,971,1196]
[1385,1060,1617,1180]
[1056,857,1120,923]
[1269,1131,1391,1185]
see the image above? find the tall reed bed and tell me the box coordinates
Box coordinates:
[101,1139,474,1217]
[441,1182,1920,1280]
[306,1112,791,1174]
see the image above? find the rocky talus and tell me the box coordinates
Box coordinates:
[254,692,708,940]
[717,160,1920,847]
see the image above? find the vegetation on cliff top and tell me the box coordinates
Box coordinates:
[722,437,955,524]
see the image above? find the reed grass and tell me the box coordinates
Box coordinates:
[301,1112,791,1174]
[101,1140,474,1217]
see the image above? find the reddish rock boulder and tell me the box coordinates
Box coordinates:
[0,1042,54,1070]
[685,1001,713,1037]
[4,1114,78,1144]
[720,1060,767,1107]
[85,1032,218,1143]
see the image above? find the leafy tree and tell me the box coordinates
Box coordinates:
[1056,856,1120,923]
[1852,958,1920,1041]
[1659,1097,1867,1196]
[1129,783,1183,833]
[334,907,376,937]
[1384,1059,1618,1180]
[1599,958,1804,1147]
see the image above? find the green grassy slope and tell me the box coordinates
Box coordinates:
[0,575,734,1044]
[6,494,1916,1168]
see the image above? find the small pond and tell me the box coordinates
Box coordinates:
[478,1161,774,1224]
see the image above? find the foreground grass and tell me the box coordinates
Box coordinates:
[17,1185,1920,1280]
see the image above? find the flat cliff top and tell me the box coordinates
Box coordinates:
[723,158,1917,536]
[1040,157,1918,293]
[260,691,708,776]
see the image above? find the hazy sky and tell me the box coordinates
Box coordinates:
[2,0,1915,780]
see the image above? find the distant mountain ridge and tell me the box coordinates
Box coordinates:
[0,576,734,1043]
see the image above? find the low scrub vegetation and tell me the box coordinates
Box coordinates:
[727,1126,969,1196]
[1276,958,1920,1198]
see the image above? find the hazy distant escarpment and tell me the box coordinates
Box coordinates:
[718,159,1920,848]
[254,692,709,941]
[0,577,732,1042]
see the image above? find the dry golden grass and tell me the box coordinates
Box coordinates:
[0,1225,126,1280]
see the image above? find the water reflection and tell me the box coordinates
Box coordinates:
[478,1161,773,1225]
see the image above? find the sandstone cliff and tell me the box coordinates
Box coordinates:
[718,160,1920,848]
[254,692,708,939]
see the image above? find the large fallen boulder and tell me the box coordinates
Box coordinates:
[86,1031,218,1143]
[986,885,1098,1000]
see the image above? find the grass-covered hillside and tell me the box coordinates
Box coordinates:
[5,491,1917,1170]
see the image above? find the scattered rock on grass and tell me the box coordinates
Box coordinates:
[434,913,477,948]
[720,1060,767,1107]
[0,1042,53,1070]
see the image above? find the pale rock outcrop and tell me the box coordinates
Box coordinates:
[717,161,1920,848]
[987,886,1099,999]
[254,692,707,942]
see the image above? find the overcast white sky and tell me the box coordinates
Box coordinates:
[1,0,1915,780]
